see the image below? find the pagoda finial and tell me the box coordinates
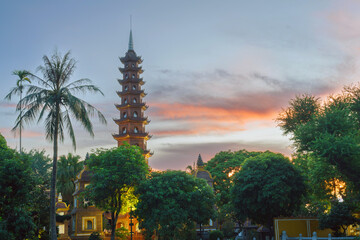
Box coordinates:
[197,154,204,167]
[128,15,134,51]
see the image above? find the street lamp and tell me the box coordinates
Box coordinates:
[129,207,134,240]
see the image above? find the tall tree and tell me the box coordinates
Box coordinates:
[57,153,83,203]
[231,152,306,235]
[83,144,149,240]
[277,88,360,191]
[4,70,31,153]
[205,150,261,223]
[135,171,216,240]
[17,51,106,239]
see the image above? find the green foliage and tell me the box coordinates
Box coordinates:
[57,153,83,203]
[231,152,306,229]
[276,94,320,135]
[319,200,360,236]
[115,226,130,240]
[25,149,52,239]
[222,220,235,238]
[135,170,216,240]
[209,230,224,240]
[83,143,148,240]
[291,153,347,217]
[205,149,261,221]
[277,87,360,190]
[177,222,197,240]
[0,133,36,239]
[88,231,102,240]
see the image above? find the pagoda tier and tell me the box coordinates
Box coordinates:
[113,30,151,156]
[113,132,152,140]
[119,66,144,74]
[115,103,148,111]
[117,90,147,98]
[118,78,145,85]
[113,117,150,124]
[120,52,142,64]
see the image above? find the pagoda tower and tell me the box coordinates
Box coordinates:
[113,30,151,159]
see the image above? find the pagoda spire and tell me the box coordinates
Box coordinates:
[197,154,204,167]
[128,30,134,51]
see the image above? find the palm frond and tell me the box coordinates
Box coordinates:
[68,84,104,95]
[63,109,76,149]
[64,78,92,89]
[4,87,22,101]
[15,50,106,151]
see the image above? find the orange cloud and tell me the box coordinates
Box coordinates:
[148,102,278,137]
[0,128,43,139]
[150,102,277,122]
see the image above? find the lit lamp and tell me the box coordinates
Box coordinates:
[129,207,134,240]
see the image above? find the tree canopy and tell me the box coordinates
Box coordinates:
[57,153,83,203]
[231,152,306,231]
[277,88,360,190]
[135,170,216,240]
[0,134,36,239]
[83,143,148,240]
[205,150,261,222]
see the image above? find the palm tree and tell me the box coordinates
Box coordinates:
[17,50,107,239]
[57,153,83,203]
[5,70,31,153]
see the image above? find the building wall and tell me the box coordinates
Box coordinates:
[274,218,333,240]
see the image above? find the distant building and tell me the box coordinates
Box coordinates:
[193,154,217,239]
[56,193,71,240]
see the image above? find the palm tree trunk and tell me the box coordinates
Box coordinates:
[19,90,22,154]
[50,103,60,240]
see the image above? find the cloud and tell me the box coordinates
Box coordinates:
[0,127,43,138]
[0,102,17,108]
[144,68,339,138]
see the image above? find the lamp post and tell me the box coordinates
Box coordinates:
[129,207,134,240]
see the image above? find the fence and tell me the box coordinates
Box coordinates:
[281,231,357,240]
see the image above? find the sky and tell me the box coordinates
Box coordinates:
[1,1,360,170]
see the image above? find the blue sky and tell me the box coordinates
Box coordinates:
[1,1,360,170]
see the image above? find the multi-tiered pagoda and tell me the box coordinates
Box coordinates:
[113,30,151,159]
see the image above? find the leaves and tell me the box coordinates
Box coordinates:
[56,153,83,203]
[278,86,360,190]
[135,170,216,240]
[231,152,306,228]
[82,143,148,240]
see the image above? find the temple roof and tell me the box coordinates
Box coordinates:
[120,51,142,64]
[113,132,151,140]
[56,193,70,212]
[197,154,204,167]
[113,117,150,125]
[117,90,146,97]
[115,102,148,111]
[118,78,144,85]
[119,66,143,74]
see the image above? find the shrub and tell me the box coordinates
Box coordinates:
[88,231,102,240]
[209,230,224,240]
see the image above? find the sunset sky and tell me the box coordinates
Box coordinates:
[1,1,360,170]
